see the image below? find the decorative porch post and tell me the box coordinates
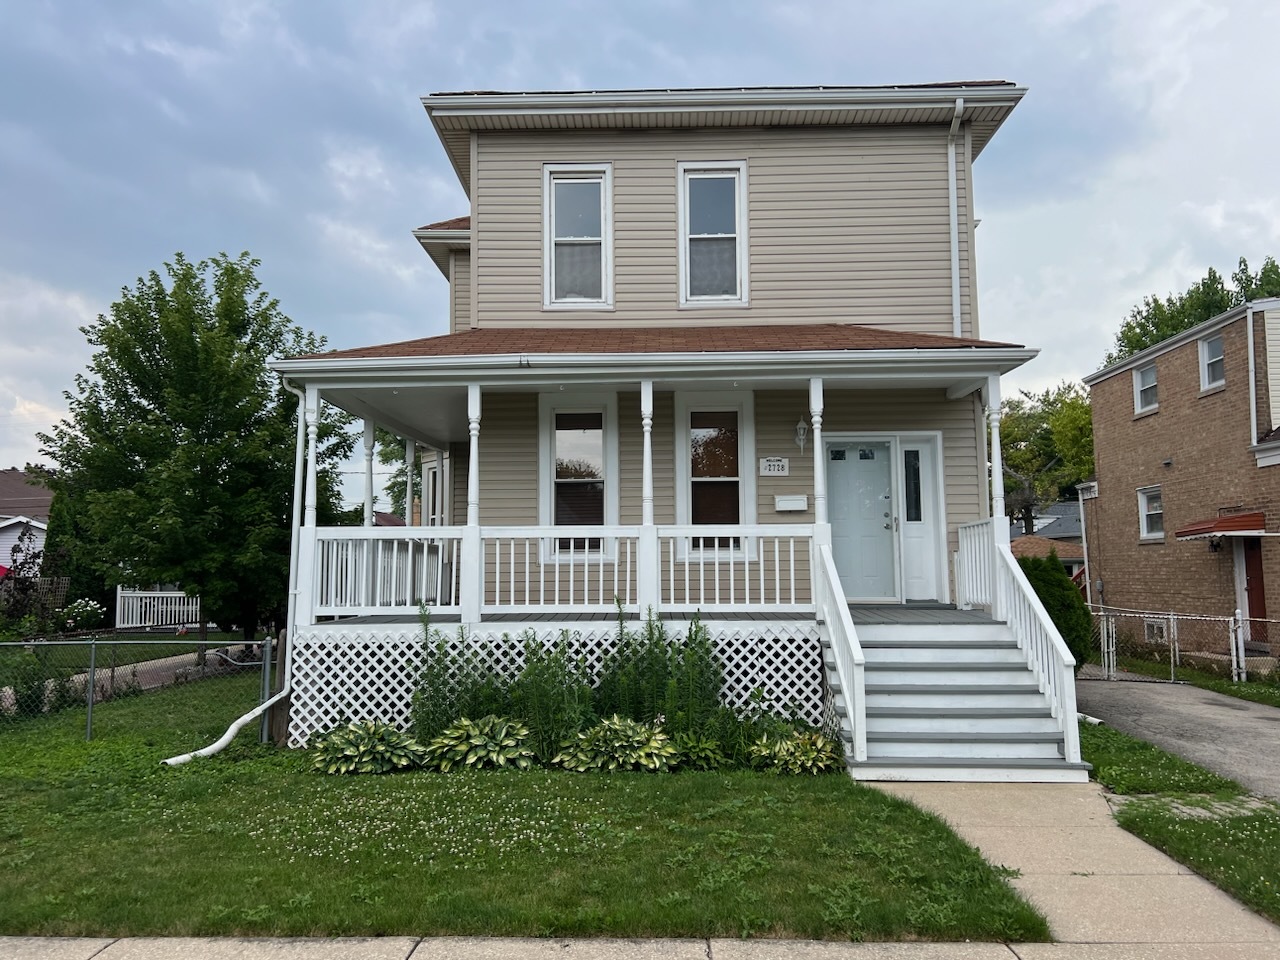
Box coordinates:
[986,374,1010,546]
[298,385,321,626]
[460,384,483,624]
[421,450,432,525]
[810,378,830,546]
[404,439,415,523]
[638,380,659,612]
[362,420,375,527]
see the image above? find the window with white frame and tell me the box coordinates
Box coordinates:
[675,393,756,550]
[1133,364,1158,413]
[1144,619,1168,646]
[538,395,618,553]
[543,164,613,308]
[1137,485,1164,540]
[678,161,748,305]
[1200,334,1225,389]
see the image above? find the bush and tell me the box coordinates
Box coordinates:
[673,731,726,770]
[508,635,594,762]
[1018,552,1092,673]
[58,598,106,632]
[555,715,678,772]
[749,730,844,775]
[411,627,511,742]
[311,721,429,775]
[426,715,536,772]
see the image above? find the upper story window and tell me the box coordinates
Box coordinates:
[1137,485,1164,540]
[678,161,748,307]
[543,164,613,309]
[1200,334,1225,390]
[1133,364,1158,414]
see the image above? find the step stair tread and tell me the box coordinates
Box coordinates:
[866,706,1053,718]
[864,661,1030,671]
[866,731,1063,743]
[865,682,1040,693]
[854,757,1092,770]
[856,639,1019,649]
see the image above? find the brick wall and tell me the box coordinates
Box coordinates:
[1086,312,1280,618]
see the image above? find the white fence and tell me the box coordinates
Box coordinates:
[313,528,462,617]
[483,527,638,614]
[658,525,813,614]
[1091,605,1278,682]
[813,541,866,761]
[115,588,202,630]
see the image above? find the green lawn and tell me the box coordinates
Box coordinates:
[0,680,1048,942]
[1079,721,1280,924]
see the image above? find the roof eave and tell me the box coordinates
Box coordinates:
[413,228,472,277]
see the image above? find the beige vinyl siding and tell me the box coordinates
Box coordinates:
[755,392,816,523]
[474,126,973,336]
[619,391,675,524]
[450,251,472,333]
[1264,310,1280,430]
[449,392,538,526]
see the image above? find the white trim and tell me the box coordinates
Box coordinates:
[1133,364,1158,414]
[542,163,614,310]
[673,391,757,558]
[1199,332,1226,391]
[677,161,749,307]
[1136,485,1164,541]
[1233,539,1249,627]
[537,392,620,562]
[0,515,47,531]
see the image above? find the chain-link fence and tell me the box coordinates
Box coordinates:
[0,629,281,742]
[1087,605,1279,683]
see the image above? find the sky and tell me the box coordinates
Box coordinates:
[2,0,1278,509]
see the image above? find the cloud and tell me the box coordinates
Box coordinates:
[311,215,423,284]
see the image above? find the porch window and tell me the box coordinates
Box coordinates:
[1133,364,1158,413]
[674,391,756,553]
[1137,485,1163,540]
[554,412,605,549]
[678,161,748,306]
[543,164,613,308]
[1200,334,1225,390]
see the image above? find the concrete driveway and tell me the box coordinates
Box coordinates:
[1076,678,1280,799]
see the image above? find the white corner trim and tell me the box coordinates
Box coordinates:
[676,160,749,308]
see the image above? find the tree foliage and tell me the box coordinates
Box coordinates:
[1001,382,1093,534]
[1018,552,1091,673]
[34,252,353,637]
[1105,256,1280,365]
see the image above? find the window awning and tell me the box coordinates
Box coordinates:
[1174,512,1268,540]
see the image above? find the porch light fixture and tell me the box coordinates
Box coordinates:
[795,418,808,453]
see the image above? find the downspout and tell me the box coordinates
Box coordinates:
[163,378,305,765]
[1077,485,1091,607]
[1247,303,1258,446]
[947,97,965,339]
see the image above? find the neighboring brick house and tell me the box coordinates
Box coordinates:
[1082,297,1280,634]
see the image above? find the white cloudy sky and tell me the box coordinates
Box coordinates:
[2,0,1278,507]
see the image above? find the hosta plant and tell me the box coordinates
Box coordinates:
[748,730,844,775]
[311,721,428,775]
[555,714,678,772]
[674,731,726,771]
[426,715,536,772]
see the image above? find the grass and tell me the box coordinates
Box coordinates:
[1079,721,1280,924]
[0,680,1049,942]
[1102,654,1280,710]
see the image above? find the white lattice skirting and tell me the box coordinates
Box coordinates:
[287,620,823,747]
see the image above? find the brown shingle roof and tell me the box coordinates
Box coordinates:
[298,324,1021,361]
[1009,535,1084,562]
[0,468,52,522]
[417,216,470,231]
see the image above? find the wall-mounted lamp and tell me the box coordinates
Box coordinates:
[795,418,809,453]
[1162,458,1174,468]
[1209,537,1223,553]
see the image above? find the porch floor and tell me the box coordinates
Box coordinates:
[848,604,997,625]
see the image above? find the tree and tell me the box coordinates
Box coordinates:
[1105,256,1280,364]
[35,252,353,639]
[1018,552,1091,673]
[1001,382,1094,534]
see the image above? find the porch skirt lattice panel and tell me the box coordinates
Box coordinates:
[287,620,823,748]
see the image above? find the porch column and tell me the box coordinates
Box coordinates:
[461,384,483,623]
[987,374,1010,546]
[421,450,432,525]
[299,385,321,626]
[638,380,659,612]
[404,439,415,523]
[303,386,320,528]
[362,420,375,527]
[810,378,828,531]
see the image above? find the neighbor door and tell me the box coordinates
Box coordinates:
[828,440,899,601]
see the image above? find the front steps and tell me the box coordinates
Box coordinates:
[823,621,1090,783]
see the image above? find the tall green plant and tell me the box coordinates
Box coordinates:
[661,615,723,736]
[594,613,672,722]
[509,633,594,762]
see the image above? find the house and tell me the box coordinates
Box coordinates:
[1081,297,1280,647]
[1010,534,1085,579]
[271,83,1086,781]
[1009,500,1083,545]
[0,468,53,573]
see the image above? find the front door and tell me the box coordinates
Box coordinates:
[828,440,898,601]
[899,439,942,601]
[1244,537,1268,650]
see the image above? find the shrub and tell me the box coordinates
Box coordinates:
[555,715,678,772]
[749,730,844,775]
[673,731,726,770]
[426,715,536,772]
[411,627,511,742]
[662,616,723,737]
[1018,553,1091,672]
[58,598,106,632]
[311,720,429,775]
[703,695,797,768]
[508,635,594,762]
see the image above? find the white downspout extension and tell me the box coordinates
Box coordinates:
[1077,485,1091,607]
[947,97,965,339]
[163,379,305,766]
[1247,303,1258,446]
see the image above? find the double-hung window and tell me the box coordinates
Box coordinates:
[675,392,756,552]
[1133,364,1158,414]
[538,394,618,556]
[678,161,748,306]
[543,164,613,308]
[1200,334,1225,390]
[1137,486,1164,540]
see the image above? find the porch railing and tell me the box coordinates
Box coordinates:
[954,518,1082,764]
[658,525,814,614]
[482,526,639,615]
[115,589,202,630]
[814,541,866,761]
[314,527,462,617]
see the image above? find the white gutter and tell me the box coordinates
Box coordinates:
[947,97,964,338]
[1248,303,1258,445]
[162,380,305,767]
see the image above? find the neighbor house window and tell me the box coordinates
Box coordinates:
[543,164,613,308]
[678,161,748,306]
[1144,619,1168,646]
[1200,334,1225,389]
[538,395,618,555]
[1133,364,1158,413]
[1137,485,1163,540]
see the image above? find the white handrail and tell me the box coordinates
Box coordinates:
[815,543,866,762]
